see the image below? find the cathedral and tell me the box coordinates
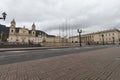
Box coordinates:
[7,19,46,44]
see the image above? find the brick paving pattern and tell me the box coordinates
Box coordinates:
[0,47,120,80]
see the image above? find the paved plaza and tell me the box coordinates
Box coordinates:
[0,47,120,80]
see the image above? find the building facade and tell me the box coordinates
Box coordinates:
[7,19,64,45]
[7,19,46,44]
[69,29,120,45]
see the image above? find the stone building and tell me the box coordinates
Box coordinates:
[69,29,120,45]
[7,19,64,46]
[7,19,46,44]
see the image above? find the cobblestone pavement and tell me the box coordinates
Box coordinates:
[0,47,120,80]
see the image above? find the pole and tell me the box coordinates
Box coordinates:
[112,37,115,44]
[77,29,82,47]
[69,22,71,46]
[59,25,60,43]
[80,32,82,46]
[78,33,81,46]
[102,34,104,45]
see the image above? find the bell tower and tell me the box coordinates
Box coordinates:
[9,19,16,34]
[31,23,36,36]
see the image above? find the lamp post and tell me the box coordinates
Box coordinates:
[112,37,115,44]
[0,12,7,42]
[119,39,120,45]
[77,29,82,47]
[0,12,7,20]
[102,34,104,45]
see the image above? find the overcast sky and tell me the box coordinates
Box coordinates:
[0,0,120,36]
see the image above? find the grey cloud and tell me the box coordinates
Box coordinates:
[0,0,120,35]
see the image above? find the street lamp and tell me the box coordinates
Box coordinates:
[77,29,82,47]
[0,12,7,20]
[101,34,104,45]
[112,37,115,44]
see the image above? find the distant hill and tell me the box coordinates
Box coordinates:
[0,24,9,42]
[0,24,9,33]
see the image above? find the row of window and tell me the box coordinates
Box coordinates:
[10,37,42,42]
[99,33,115,37]
[100,37,115,41]
[82,36,94,40]
[11,30,35,35]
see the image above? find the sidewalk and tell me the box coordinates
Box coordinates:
[0,47,120,80]
[0,46,70,52]
[0,47,50,52]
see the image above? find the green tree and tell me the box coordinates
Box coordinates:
[1,32,8,42]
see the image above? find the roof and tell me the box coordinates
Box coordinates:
[95,29,120,34]
[82,29,120,36]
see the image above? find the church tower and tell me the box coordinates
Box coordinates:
[9,19,16,35]
[31,23,36,36]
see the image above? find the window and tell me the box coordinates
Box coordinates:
[106,38,108,41]
[109,33,111,36]
[106,34,107,36]
[109,38,111,40]
[33,32,34,34]
[16,39,18,41]
[11,30,13,33]
[23,30,25,33]
[113,33,114,35]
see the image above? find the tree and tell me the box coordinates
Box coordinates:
[1,32,8,42]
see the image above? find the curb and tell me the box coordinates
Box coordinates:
[0,47,69,52]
